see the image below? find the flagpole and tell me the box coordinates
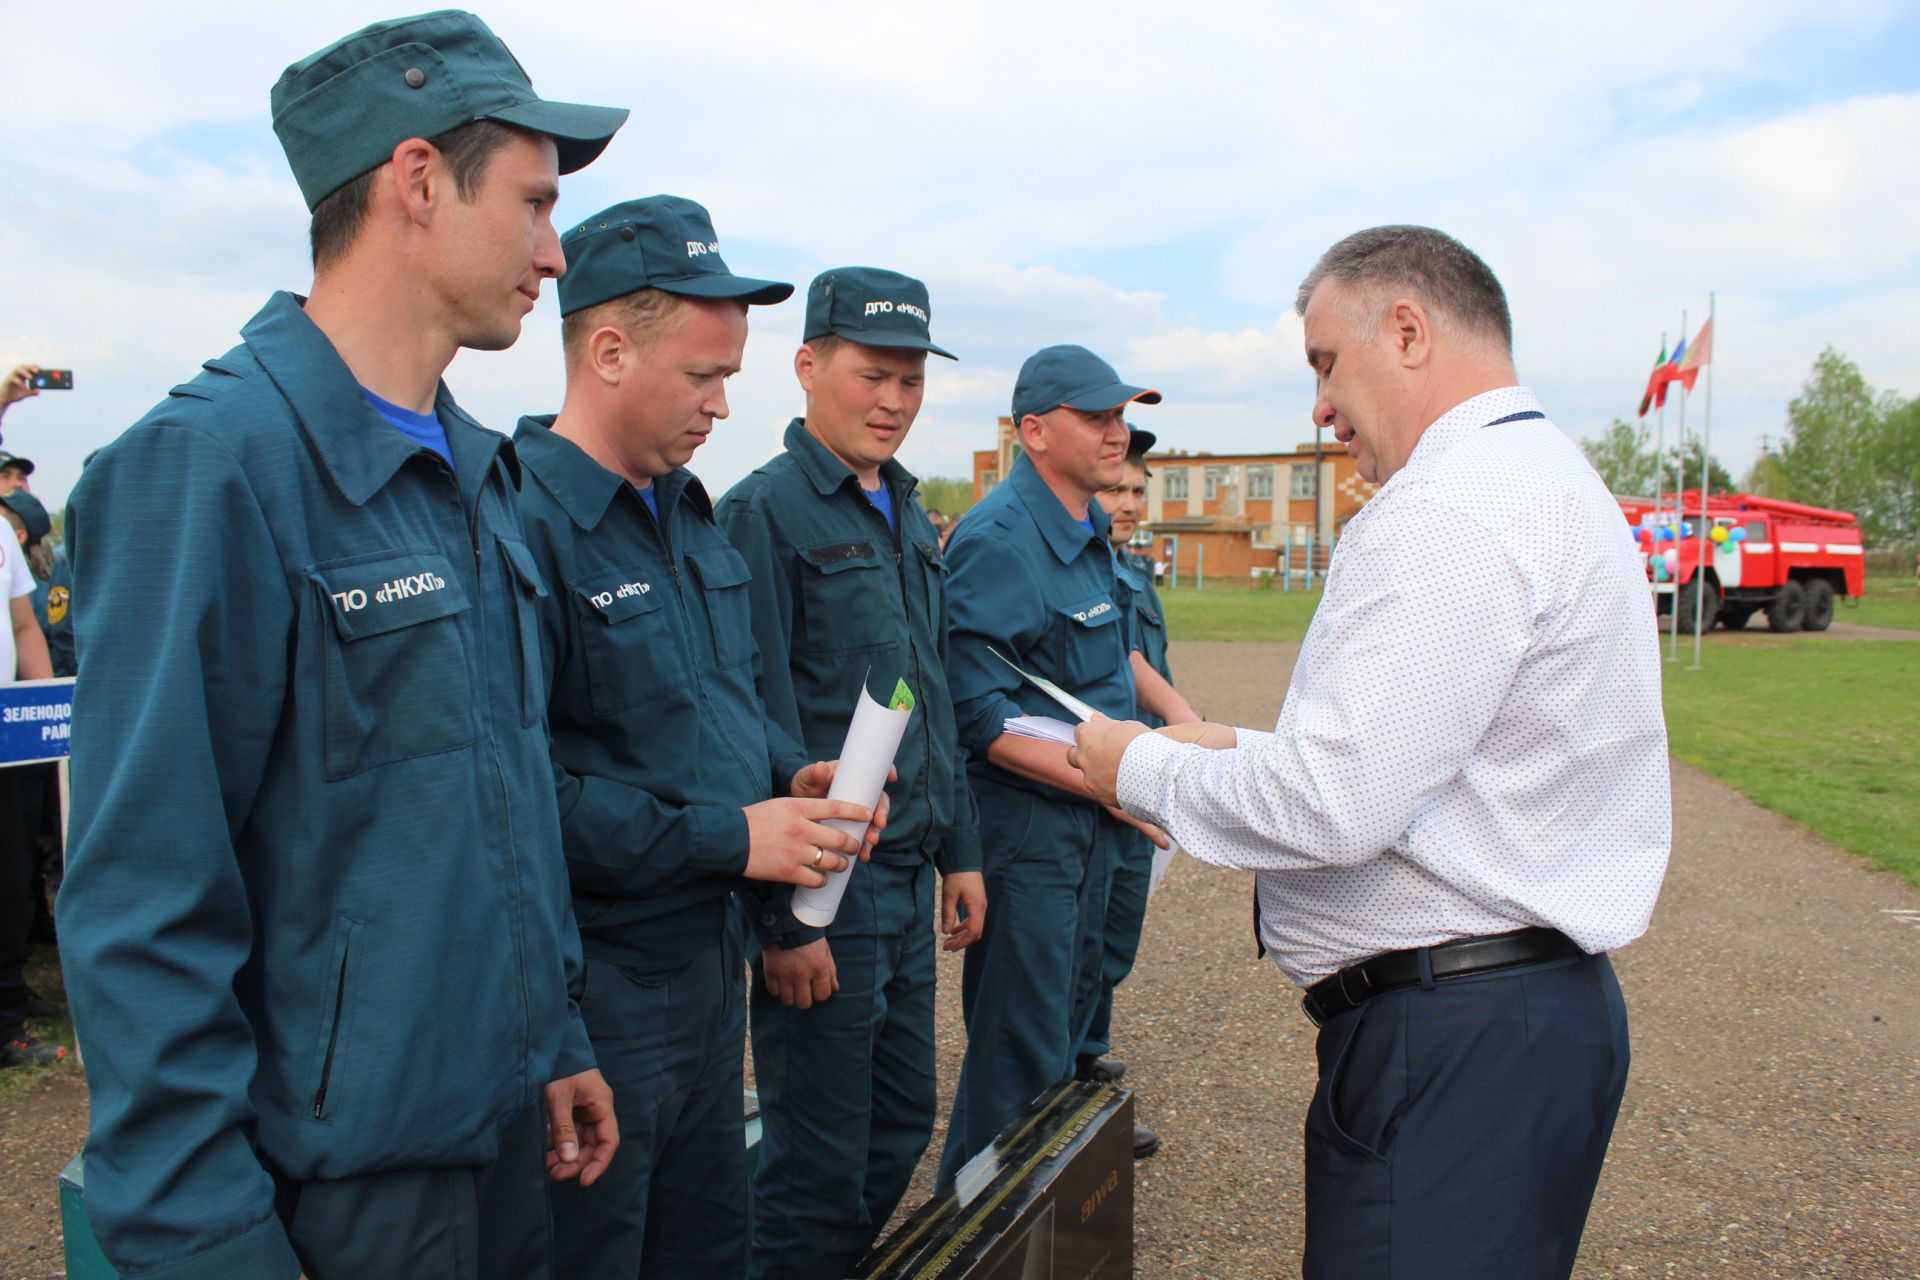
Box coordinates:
[1691,293,1716,668]
[1652,330,1667,613]
[1670,309,1687,661]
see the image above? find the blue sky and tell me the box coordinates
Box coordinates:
[3,1,1916,512]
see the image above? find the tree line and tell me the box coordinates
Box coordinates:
[1581,347,1919,549]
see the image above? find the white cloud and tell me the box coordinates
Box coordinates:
[3,0,1915,506]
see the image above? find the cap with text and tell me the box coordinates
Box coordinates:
[271,9,630,210]
[804,267,955,360]
[0,452,34,477]
[1012,345,1161,423]
[558,195,792,317]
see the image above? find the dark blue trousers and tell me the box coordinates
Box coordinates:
[747,860,937,1280]
[1076,821,1152,1060]
[937,783,1101,1189]
[1303,951,1630,1280]
[548,923,750,1278]
[279,1103,547,1280]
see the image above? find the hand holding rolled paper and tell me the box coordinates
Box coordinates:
[791,677,916,927]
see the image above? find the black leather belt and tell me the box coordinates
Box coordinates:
[1301,927,1583,1027]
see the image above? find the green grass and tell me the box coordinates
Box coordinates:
[1161,579,1323,642]
[1662,637,1920,885]
[1159,583,1920,885]
[0,944,78,1100]
[1846,574,1920,633]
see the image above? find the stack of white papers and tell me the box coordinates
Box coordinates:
[1002,714,1079,745]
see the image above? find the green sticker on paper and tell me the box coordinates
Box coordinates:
[889,678,916,712]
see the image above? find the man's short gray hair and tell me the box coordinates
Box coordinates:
[1295,226,1512,353]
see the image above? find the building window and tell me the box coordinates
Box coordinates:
[981,471,998,494]
[1164,468,1189,500]
[1247,465,1275,499]
[1204,466,1230,501]
[1290,462,1318,500]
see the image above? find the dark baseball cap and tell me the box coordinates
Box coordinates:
[0,452,34,476]
[558,196,793,317]
[1012,345,1161,423]
[804,267,955,360]
[2,490,50,544]
[1126,424,1158,458]
[271,10,630,210]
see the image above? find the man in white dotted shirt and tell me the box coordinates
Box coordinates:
[1071,226,1669,1280]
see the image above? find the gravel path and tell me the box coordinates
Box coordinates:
[5,636,1916,1278]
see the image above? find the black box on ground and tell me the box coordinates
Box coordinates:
[855,1081,1133,1279]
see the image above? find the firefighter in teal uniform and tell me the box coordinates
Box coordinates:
[935,346,1186,1187]
[510,196,884,1279]
[717,267,987,1278]
[56,14,629,1280]
[1071,427,1192,1156]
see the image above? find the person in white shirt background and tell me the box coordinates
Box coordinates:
[1071,225,1670,1280]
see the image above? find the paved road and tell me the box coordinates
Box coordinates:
[6,637,1916,1278]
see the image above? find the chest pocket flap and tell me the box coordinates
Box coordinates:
[685,545,755,669]
[796,540,896,655]
[318,554,470,640]
[574,579,665,625]
[309,552,473,780]
[1046,589,1126,691]
[571,572,685,714]
[496,537,547,727]
[1056,591,1123,630]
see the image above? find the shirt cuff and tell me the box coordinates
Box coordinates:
[743,884,828,949]
[1115,729,1187,826]
[552,1001,597,1081]
[691,805,751,876]
[934,825,983,875]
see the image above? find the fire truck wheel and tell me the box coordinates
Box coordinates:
[1676,578,1720,634]
[1802,579,1836,631]
[1719,607,1752,631]
[1767,580,1806,632]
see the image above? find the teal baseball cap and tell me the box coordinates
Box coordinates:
[2,490,51,544]
[558,196,793,317]
[1012,345,1161,423]
[804,267,956,359]
[271,10,630,210]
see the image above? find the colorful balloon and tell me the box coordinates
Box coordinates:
[1710,526,1729,543]
[1729,527,1748,542]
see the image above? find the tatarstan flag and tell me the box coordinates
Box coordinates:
[1636,340,1670,417]
[1676,318,1713,393]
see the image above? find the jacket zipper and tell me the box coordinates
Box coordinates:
[312,936,350,1119]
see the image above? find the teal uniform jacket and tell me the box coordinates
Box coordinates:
[716,420,981,948]
[1118,549,1172,725]
[30,544,74,677]
[512,416,813,967]
[946,452,1137,784]
[58,293,594,1280]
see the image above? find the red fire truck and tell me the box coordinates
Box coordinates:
[1618,492,1865,633]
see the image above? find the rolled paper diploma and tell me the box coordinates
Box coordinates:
[791,676,915,927]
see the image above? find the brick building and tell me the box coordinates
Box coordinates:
[970,417,1379,581]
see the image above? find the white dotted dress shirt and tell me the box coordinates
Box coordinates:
[1117,388,1671,985]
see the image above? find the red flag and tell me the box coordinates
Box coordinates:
[1636,341,1669,417]
[1676,318,1713,393]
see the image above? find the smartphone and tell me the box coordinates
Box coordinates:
[29,369,73,391]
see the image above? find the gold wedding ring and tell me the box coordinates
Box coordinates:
[810,847,824,869]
